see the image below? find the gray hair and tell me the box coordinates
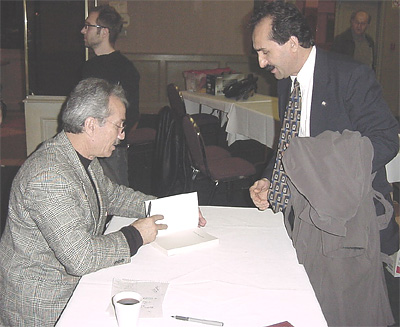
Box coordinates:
[62,78,127,134]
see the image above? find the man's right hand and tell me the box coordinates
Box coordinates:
[249,178,271,211]
[131,215,167,245]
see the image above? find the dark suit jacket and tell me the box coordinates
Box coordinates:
[264,48,399,254]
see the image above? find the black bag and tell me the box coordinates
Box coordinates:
[223,74,258,100]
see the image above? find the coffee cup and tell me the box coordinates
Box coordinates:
[112,291,142,327]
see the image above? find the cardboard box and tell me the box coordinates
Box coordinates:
[183,68,232,92]
[206,73,245,96]
[183,71,207,92]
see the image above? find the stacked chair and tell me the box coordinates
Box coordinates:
[126,126,156,149]
[182,114,256,204]
[167,83,220,145]
[151,106,188,197]
[126,123,157,193]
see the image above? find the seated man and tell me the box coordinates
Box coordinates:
[0,78,205,326]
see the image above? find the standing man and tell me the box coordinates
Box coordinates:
[81,5,140,186]
[331,10,375,70]
[249,1,398,326]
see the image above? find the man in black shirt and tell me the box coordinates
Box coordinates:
[81,5,140,186]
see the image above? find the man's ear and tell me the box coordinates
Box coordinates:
[289,36,299,51]
[101,27,109,39]
[84,117,97,137]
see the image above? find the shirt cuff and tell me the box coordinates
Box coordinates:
[120,225,144,256]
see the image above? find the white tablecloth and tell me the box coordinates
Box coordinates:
[385,134,400,183]
[226,97,279,147]
[57,206,327,327]
[182,91,279,147]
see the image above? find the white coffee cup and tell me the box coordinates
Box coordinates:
[112,291,143,327]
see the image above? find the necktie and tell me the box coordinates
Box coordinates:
[269,78,301,213]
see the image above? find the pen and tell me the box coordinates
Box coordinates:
[146,201,152,217]
[171,315,224,326]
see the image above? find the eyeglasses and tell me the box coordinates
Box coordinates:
[106,120,126,134]
[83,23,108,30]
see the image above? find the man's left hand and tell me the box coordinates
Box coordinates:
[198,208,207,227]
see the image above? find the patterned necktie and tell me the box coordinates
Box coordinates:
[269,78,301,213]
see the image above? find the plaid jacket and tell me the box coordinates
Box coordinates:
[0,131,153,326]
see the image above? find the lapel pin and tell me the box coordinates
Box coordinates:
[321,101,327,106]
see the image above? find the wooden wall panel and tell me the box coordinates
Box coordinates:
[25,53,274,155]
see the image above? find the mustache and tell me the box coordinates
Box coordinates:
[265,64,275,72]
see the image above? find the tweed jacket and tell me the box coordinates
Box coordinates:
[0,131,154,326]
[263,47,399,254]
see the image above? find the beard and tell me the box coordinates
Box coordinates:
[84,36,102,50]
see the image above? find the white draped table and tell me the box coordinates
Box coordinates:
[385,134,400,183]
[57,206,327,327]
[182,91,279,147]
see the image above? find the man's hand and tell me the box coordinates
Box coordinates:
[131,215,167,245]
[198,208,207,227]
[249,178,271,211]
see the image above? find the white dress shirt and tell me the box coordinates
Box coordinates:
[290,46,316,137]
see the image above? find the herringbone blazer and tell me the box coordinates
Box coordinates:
[0,131,153,326]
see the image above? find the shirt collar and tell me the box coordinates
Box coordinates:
[290,45,316,87]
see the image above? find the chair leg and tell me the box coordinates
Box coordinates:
[187,168,199,192]
[208,181,219,205]
[225,181,233,203]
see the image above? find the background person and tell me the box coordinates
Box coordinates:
[331,10,375,70]
[81,5,140,186]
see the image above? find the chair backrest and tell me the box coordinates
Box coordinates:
[126,127,156,146]
[182,114,209,176]
[152,106,187,196]
[167,83,187,117]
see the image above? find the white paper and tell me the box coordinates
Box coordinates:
[145,192,199,236]
[145,192,219,256]
[110,279,169,318]
[104,217,136,234]
[154,228,219,256]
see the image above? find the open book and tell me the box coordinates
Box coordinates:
[145,192,219,256]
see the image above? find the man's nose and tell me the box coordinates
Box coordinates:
[81,27,86,34]
[258,54,268,68]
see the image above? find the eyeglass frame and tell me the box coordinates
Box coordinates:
[83,23,108,30]
[104,119,126,134]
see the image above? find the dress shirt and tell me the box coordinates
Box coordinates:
[293,46,316,137]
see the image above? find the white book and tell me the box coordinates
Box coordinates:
[145,192,219,256]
